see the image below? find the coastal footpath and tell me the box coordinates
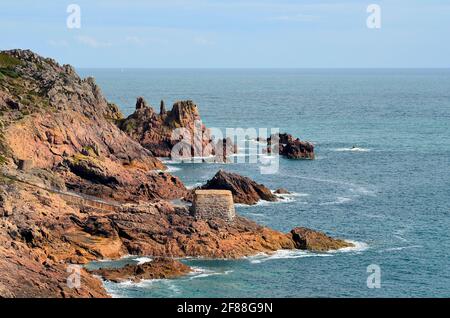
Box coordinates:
[0,49,351,297]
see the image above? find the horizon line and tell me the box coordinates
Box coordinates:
[75,67,450,70]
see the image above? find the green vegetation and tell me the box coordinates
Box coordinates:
[0,53,22,79]
[70,152,102,167]
[0,154,7,166]
[0,121,8,166]
[82,145,99,157]
[122,119,137,133]
[0,68,19,79]
[108,117,125,127]
[0,53,21,68]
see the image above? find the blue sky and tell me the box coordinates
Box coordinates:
[1,0,449,68]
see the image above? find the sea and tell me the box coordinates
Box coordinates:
[79,68,450,298]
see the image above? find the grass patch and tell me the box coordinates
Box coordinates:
[0,154,7,166]
[0,68,20,78]
[122,119,137,133]
[0,53,22,79]
[0,53,22,68]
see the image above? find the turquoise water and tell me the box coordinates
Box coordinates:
[81,69,450,297]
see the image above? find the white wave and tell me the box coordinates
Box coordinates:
[392,229,410,242]
[289,175,376,196]
[236,192,308,207]
[246,212,267,217]
[154,165,182,173]
[185,182,203,190]
[235,199,281,208]
[158,157,175,164]
[93,254,134,263]
[134,257,153,265]
[246,250,332,264]
[328,240,369,253]
[162,280,182,294]
[189,267,233,279]
[272,191,309,197]
[320,196,352,205]
[379,245,422,253]
[165,165,182,172]
[332,147,371,152]
[393,234,408,242]
[348,186,376,196]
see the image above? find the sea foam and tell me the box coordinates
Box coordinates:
[329,240,369,253]
[333,147,371,152]
[189,267,233,279]
[134,257,153,265]
[246,250,332,264]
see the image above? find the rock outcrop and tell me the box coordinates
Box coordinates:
[0,49,187,202]
[265,133,315,160]
[200,170,277,205]
[0,49,353,298]
[90,258,191,283]
[274,188,290,194]
[120,98,237,160]
[290,227,353,251]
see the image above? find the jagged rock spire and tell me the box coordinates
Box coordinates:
[160,100,166,115]
[135,96,149,110]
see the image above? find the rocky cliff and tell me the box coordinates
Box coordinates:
[0,49,186,202]
[0,50,351,298]
[120,98,237,160]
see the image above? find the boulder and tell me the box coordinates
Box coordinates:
[268,133,315,160]
[200,170,277,205]
[274,188,290,194]
[290,227,353,251]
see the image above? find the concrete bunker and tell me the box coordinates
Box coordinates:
[191,189,235,222]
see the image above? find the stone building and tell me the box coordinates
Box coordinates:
[192,189,235,222]
[17,159,33,171]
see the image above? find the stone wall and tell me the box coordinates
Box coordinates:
[192,189,235,222]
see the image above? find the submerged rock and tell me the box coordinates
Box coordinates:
[90,258,191,283]
[274,188,290,194]
[200,170,277,205]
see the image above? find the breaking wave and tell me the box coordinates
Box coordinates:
[133,257,153,265]
[320,196,352,205]
[236,192,309,207]
[379,245,422,253]
[332,147,371,152]
[246,250,332,264]
[189,267,233,279]
[328,240,369,253]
